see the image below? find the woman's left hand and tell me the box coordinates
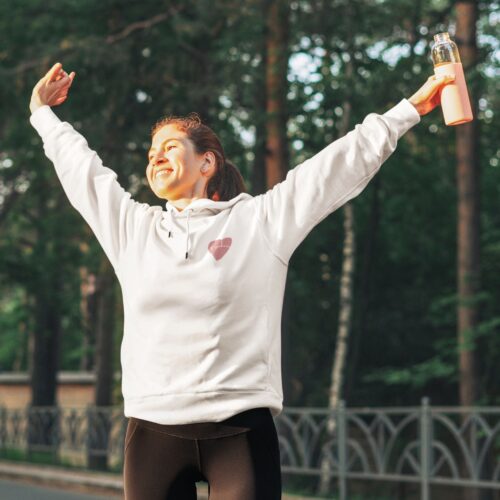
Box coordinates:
[408,74,456,116]
[30,62,75,114]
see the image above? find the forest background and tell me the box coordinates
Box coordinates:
[0,0,498,415]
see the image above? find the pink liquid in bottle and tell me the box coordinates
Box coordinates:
[431,33,473,126]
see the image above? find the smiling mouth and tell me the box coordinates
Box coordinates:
[154,168,173,179]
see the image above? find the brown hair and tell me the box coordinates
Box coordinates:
[151,113,247,202]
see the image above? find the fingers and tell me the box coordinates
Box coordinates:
[426,74,455,90]
[432,74,455,88]
[67,71,76,88]
[47,62,62,82]
[48,69,75,100]
[408,74,455,116]
[422,74,455,100]
[55,69,69,82]
[35,63,76,108]
[61,70,75,86]
[55,70,70,84]
[54,70,74,87]
[438,74,455,83]
[46,63,76,87]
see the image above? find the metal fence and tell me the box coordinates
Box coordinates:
[277,399,500,499]
[1,399,500,498]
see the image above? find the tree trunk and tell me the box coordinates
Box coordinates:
[30,295,61,407]
[250,0,268,196]
[12,319,26,372]
[317,9,355,493]
[455,3,482,499]
[87,256,116,471]
[29,266,62,453]
[456,0,480,410]
[317,92,355,498]
[265,0,290,186]
[94,258,116,408]
[329,201,355,410]
[345,176,381,403]
[264,0,292,405]
[13,290,30,371]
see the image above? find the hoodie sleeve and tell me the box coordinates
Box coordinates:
[30,105,147,273]
[253,98,421,265]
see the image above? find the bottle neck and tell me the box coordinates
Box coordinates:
[434,32,451,44]
[431,32,461,65]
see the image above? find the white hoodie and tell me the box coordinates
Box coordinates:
[30,99,420,424]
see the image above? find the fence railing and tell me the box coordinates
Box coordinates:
[1,399,500,499]
[277,399,500,499]
[0,404,127,469]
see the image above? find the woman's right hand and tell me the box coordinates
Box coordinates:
[408,73,455,116]
[30,62,76,114]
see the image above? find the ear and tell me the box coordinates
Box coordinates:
[201,151,217,175]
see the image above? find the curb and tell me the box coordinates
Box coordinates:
[0,460,125,498]
[0,460,208,499]
[0,460,322,499]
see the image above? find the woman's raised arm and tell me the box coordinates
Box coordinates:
[252,74,455,266]
[29,62,153,274]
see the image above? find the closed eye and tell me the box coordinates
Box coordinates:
[148,145,175,161]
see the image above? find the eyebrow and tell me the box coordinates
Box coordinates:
[148,138,183,156]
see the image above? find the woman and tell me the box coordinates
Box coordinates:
[29,62,454,499]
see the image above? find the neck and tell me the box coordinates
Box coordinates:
[168,196,208,211]
[166,179,210,211]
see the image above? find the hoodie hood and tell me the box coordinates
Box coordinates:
[165,192,252,217]
[164,192,253,260]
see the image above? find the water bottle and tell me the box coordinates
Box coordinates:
[431,32,473,126]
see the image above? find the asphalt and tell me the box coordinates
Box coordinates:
[0,460,127,499]
[0,477,115,500]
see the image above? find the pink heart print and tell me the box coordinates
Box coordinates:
[208,238,232,261]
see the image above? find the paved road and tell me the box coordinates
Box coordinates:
[0,478,117,499]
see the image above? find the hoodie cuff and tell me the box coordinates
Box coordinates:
[383,98,421,139]
[29,105,63,139]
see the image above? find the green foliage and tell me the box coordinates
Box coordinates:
[363,356,456,388]
[0,0,498,410]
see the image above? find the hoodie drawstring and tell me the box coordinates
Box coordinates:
[166,197,254,260]
[185,209,191,260]
[165,206,191,259]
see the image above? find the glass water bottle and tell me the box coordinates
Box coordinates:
[431,32,473,126]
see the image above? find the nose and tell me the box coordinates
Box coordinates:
[152,151,167,166]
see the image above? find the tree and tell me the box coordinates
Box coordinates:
[264,0,293,404]
[455,0,480,409]
[318,2,356,492]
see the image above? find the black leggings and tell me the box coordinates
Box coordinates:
[123,407,282,499]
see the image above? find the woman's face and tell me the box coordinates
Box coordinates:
[146,124,210,202]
